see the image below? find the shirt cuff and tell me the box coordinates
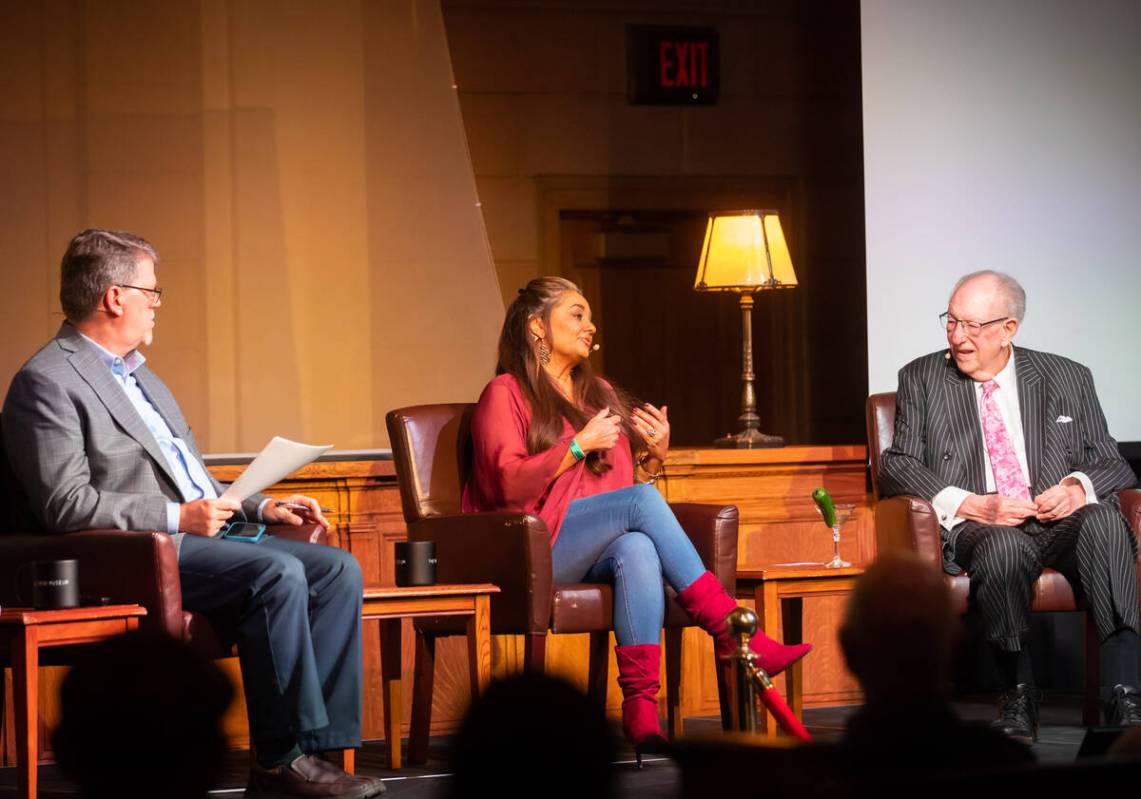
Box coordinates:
[165,502,181,535]
[932,486,972,531]
[1063,472,1098,505]
[256,497,271,522]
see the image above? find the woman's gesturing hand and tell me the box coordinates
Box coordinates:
[632,403,670,463]
[576,406,622,453]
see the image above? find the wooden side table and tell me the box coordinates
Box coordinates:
[361,584,498,769]
[0,604,147,799]
[736,565,864,735]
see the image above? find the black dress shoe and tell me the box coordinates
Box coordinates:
[1105,685,1141,727]
[989,683,1039,744]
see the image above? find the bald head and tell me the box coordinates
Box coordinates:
[949,270,1026,323]
[840,551,958,701]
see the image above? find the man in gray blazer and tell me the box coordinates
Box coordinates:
[3,229,384,798]
[879,270,1139,743]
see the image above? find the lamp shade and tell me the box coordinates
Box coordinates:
[694,210,797,291]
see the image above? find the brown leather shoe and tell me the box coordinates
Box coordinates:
[310,755,386,796]
[247,754,382,798]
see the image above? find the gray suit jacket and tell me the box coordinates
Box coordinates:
[879,346,1137,567]
[2,324,264,552]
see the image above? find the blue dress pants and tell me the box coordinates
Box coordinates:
[178,534,363,751]
[552,484,706,646]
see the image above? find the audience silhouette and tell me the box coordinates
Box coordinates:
[839,551,1035,772]
[449,672,615,799]
[53,629,233,799]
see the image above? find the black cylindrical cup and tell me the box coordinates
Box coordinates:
[31,559,81,609]
[394,542,437,587]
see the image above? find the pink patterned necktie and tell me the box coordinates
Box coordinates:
[979,380,1031,501]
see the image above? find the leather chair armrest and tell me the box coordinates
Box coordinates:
[266,523,328,546]
[1121,488,1141,540]
[874,494,943,567]
[409,512,552,635]
[669,503,739,592]
[0,530,185,637]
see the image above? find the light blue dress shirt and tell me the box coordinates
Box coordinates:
[81,335,219,534]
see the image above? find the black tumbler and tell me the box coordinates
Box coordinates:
[26,559,81,609]
[394,542,437,587]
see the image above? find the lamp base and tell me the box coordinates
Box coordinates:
[714,429,785,449]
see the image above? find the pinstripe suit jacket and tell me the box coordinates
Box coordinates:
[879,346,1137,568]
[2,324,262,553]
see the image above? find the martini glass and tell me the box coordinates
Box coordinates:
[814,502,855,568]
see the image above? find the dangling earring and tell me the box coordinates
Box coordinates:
[535,335,551,366]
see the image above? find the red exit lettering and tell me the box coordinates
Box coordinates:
[659,40,710,89]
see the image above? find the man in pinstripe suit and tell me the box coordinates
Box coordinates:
[879,270,1140,743]
[3,230,384,798]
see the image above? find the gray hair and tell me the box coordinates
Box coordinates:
[59,229,159,322]
[951,270,1026,322]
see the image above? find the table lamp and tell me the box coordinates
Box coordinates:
[694,210,796,448]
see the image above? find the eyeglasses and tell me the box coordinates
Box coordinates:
[117,284,163,307]
[939,312,1007,336]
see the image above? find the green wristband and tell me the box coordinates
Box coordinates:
[569,438,586,462]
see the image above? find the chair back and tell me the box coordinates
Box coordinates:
[865,393,897,501]
[0,413,42,533]
[386,404,476,524]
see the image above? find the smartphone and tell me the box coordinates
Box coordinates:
[220,522,267,543]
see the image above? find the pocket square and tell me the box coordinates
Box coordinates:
[1055,415,1073,423]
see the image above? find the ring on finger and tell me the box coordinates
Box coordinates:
[647,427,657,437]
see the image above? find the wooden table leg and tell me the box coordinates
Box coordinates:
[755,582,783,737]
[379,619,403,769]
[12,627,39,799]
[784,597,804,722]
[467,595,492,697]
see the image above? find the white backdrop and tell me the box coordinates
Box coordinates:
[862,0,1141,440]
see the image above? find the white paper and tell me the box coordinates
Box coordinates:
[220,436,332,502]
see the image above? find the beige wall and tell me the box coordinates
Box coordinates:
[0,0,502,452]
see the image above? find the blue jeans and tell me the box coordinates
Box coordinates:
[552,483,707,646]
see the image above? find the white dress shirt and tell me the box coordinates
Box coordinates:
[932,346,1097,530]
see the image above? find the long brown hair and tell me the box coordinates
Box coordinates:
[497,277,641,474]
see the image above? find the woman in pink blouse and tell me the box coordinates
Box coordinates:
[463,277,812,750]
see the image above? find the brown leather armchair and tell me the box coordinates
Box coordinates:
[866,392,1141,724]
[386,404,740,762]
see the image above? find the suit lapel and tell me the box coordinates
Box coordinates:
[942,360,988,493]
[1015,347,1045,492]
[58,329,182,491]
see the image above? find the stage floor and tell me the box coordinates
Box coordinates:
[0,697,1097,798]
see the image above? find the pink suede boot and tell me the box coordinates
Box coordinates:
[676,571,812,675]
[614,643,667,763]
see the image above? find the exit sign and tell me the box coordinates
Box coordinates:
[627,25,720,105]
